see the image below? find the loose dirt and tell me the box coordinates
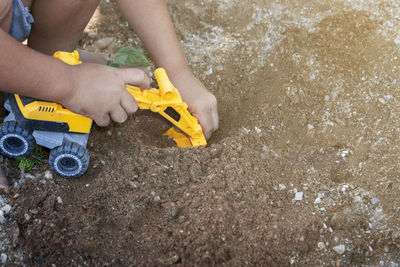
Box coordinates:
[2,0,400,265]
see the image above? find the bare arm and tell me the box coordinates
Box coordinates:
[0,29,74,101]
[115,0,219,139]
[115,0,187,76]
[0,28,150,126]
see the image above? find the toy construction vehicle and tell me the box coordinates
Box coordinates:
[0,51,206,178]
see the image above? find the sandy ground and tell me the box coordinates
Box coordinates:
[1,0,400,265]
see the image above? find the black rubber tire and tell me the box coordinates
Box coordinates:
[49,141,89,178]
[0,121,35,158]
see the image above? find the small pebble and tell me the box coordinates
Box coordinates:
[30,209,38,215]
[314,197,321,204]
[318,242,326,249]
[0,195,4,206]
[57,197,63,204]
[24,214,31,221]
[205,67,213,75]
[158,254,180,265]
[2,204,11,214]
[1,253,7,264]
[294,192,303,201]
[279,184,286,190]
[93,37,115,50]
[25,173,35,179]
[45,171,53,180]
[88,32,98,39]
[371,198,380,205]
[333,245,345,254]
[0,210,5,224]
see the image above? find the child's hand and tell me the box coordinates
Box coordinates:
[63,63,151,126]
[171,70,218,140]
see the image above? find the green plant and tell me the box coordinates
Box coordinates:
[105,46,151,68]
[16,145,46,172]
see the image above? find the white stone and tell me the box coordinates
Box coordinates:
[317,242,325,249]
[1,204,11,214]
[0,210,5,224]
[333,245,345,254]
[45,170,53,180]
[279,184,286,190]
[205,67,213,75]
[1,253,6,264]
[314,197,321,204]
[294,192,303,201]
[371,198,380,205]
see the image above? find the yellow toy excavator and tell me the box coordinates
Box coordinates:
[0,51,206,178]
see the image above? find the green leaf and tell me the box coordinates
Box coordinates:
[17,157,35,172]
[114,46,151,67]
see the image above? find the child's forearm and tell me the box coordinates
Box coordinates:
[0,29,73,102]
[116,0,219,139]
[115,0,189,77]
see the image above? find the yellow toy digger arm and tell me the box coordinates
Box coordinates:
[126,68,206,148]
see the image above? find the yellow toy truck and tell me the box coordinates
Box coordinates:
[0,51,206,178]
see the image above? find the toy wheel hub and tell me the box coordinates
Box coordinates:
[54,154,82,177]
[1,134,28,156]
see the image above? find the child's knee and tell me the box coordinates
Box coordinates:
[0,0,13,32]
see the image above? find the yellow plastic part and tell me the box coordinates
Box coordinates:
[163,128,193,148]
[53,50,82,65]
[126,68,207,148]
[14,95,93,133]
[13,50,92,133]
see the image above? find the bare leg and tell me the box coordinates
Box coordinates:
[28,0,100,55]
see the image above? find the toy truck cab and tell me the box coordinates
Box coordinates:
[0,94,91,177]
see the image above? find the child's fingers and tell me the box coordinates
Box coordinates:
[122,68,151,89]
[211,107,219,131]
[121,90,138,114]
[94,113,111,127]
[110,106,128,124]
[197,111,214,140]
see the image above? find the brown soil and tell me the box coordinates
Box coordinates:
[3,0,400,265]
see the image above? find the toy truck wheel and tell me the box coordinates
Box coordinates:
[49,141,89,178]
[0,121,35,158]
